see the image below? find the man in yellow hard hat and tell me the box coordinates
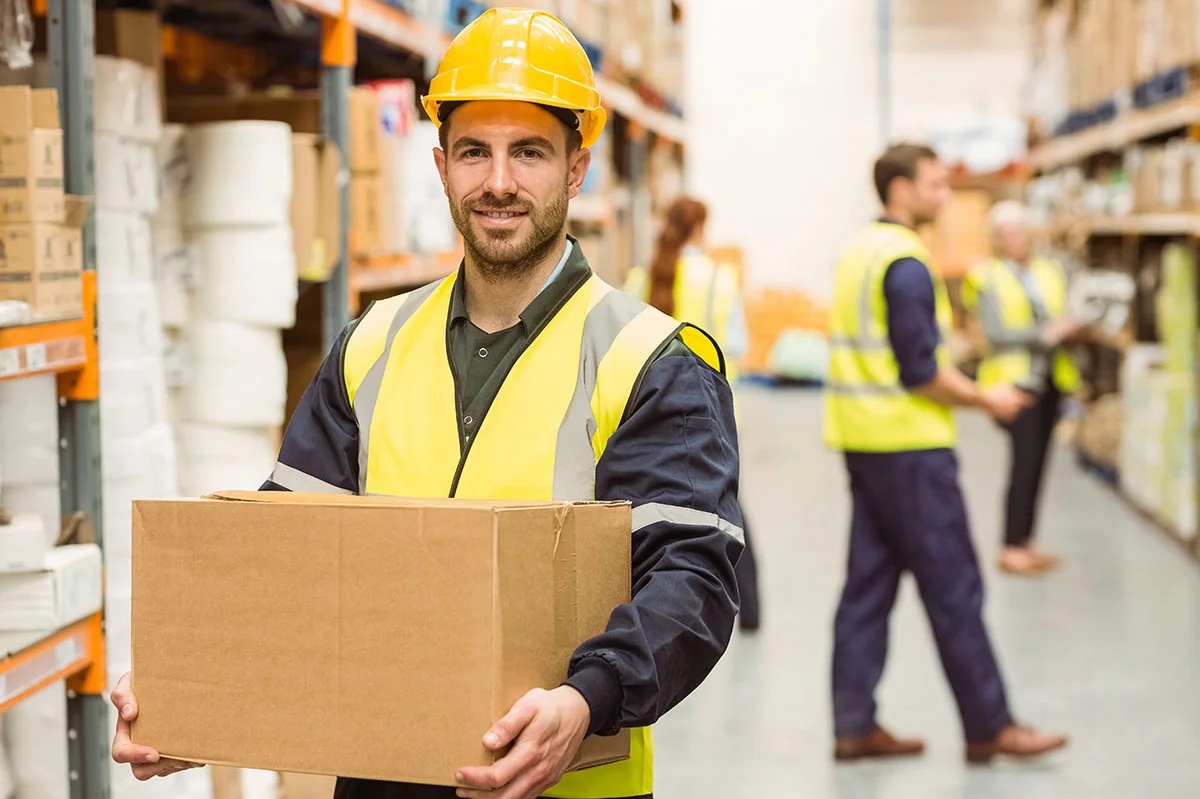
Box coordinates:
[110,9,743,799]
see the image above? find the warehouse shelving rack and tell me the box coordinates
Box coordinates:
[0,2,111,797]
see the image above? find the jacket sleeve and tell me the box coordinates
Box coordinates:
[260,324,360,494]
[564,340,743,736]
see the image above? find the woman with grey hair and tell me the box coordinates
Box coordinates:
[963,201,1084,575]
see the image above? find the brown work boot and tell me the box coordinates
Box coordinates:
[835,725,926,761]
[966,723,1068,763]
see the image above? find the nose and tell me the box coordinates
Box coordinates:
[483,156,518,199]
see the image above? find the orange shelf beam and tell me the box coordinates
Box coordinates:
[0,613,106,715]
[0,316,88,383]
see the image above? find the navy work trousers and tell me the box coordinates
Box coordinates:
[831,448,1012,743]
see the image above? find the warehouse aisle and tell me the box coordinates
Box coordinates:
[654,387,1200,798]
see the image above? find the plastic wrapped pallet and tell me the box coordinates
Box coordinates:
[97,282,166,361]
[96,210,155,288]
[5,684,68,799]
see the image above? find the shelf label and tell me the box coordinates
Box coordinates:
[55,636,83,670]
[24,342,47,372]
[0,347,18,377]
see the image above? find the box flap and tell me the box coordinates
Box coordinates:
[204,490,564,511]
[32,89,60,129]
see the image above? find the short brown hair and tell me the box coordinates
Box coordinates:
[874,143,938,204]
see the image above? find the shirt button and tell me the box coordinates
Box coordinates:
[478,347,488,358]
[464,416,474,426]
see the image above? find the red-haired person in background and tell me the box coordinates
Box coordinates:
[625,197,760,631]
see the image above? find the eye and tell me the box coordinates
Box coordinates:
[517,148,542,160]
[462,148,487,160]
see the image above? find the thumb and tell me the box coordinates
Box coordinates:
[484,692,539,751]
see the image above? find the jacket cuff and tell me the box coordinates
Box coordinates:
[564,659,622,736]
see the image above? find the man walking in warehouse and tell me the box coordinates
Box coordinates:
[824,143,1069,763]
[110,9,743,799]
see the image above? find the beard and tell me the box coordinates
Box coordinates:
[450,186,570,282]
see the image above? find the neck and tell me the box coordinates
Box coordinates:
[463,234,568,333]
[882,205,915,229]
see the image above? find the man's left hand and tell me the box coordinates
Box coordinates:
[455,686,591,799]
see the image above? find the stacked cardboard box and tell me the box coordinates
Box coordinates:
[0,87,82,320]
[744,288,831,376]
[349,87,384,260]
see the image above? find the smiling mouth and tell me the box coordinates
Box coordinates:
[474,209,527,219]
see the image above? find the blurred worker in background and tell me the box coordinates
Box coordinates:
[823,143,1068,763]
[963,201,1082,576]
[111,9,745,799]
[625,196,760,631]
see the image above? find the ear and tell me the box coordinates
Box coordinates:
[566,148,592,200]
[433,147,449,197]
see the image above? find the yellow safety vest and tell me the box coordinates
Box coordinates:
[824,221,957,452]
[623,254,741,383]
[342,270,723,799]
[963,257,1081,393]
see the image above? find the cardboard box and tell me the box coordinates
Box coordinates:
[168,93,323,134]
[278,772,338,799]
[317,140,344,277]
[0,86,64,223]
[291,134,320,279]
[0,515,46,573]
[0,195,89,318]
[349,86,383,173]
[130,492,631,786]
[351,173,384,258]
[0,544,102,631]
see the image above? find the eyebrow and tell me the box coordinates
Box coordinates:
[451,136,558,155]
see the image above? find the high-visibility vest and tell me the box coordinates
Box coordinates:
[622,253,741,383]
[962,256,1081,393]
[342,270,723,799]
[823,221,957,452]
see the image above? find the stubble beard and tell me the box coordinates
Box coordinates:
[452,186,570,282]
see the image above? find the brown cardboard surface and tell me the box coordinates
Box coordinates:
[278,772,337,799]
[315,140,344,279]
[0,88,64,224]
[96,9,163,72]
[348,87,382,173]
[167,93,323,134]
[130,494,631,786]
[291,134,320,280]
[350,174,383,259]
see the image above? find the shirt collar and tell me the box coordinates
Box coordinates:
[449,236,588,331]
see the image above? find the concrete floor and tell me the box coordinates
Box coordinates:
[654,387,1200,798]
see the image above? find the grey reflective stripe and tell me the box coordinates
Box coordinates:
[632,502,745,545]
[552,285,649,501]
[269,462,354,495]
[353,279,446,495]
[823,382,906,397]
[828,334,890,351]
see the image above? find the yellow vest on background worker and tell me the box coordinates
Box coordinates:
[623,251,742,384]
[962,256,1081,394]
[342,271,721,799]
[824,221,957,452]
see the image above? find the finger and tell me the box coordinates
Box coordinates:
[457,742,538,790]
[112,717,160,766]
[457,769,548,799]
[109,673,138,721]
[484,692,540,750]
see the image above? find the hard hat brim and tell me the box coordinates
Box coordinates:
[422,89,606,148]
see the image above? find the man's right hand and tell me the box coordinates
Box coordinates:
[981,385,1032,424]
[110,672,204,780]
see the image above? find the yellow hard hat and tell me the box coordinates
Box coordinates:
[421,7,607,148]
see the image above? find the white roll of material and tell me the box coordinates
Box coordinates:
[182,322,287,427]
[153,226,196,330]
[96,210,155,288]
[6,683,69,799]
[178,424,277,496]
[99,358,171,447]
[0,375,58,488]
[184,121,292,229]
[97,281,166,362]
[155,124,190,230]
[192,226,297,328]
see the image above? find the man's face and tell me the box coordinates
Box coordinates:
[901,157,952,226]
[433,101,590,279]
[994,222,1031,262]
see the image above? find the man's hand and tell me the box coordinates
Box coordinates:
[981,385,1032,424]
[455,686,591,799]
[1041,316,1082,347]
[110,672,204,780]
